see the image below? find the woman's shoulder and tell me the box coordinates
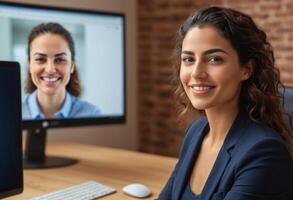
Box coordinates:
[179,116,208,154]
[189,116,207,129]
[243,120,285,145]
[22,91,39,119]
[233,120,292,168]
[69,95,101,117]
[185,116,207,135]
[22,91,35,104]
[230,120,293,193]
[74,98,98,109]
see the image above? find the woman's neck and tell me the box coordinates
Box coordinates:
[37,90,66,118]
[204,103,239,147]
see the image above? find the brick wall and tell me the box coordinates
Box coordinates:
[137,0,293,157]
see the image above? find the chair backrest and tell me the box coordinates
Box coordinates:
[0,61,23,198]
[283,87,293,130]
[282,87,293,167]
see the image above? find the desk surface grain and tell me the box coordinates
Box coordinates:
[9,142,177,200]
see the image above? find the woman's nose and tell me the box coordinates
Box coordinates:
[191,61,208,79]
[45,61,56,73]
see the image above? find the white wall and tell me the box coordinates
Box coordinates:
[2,0,138,150]
[0,18,11,59]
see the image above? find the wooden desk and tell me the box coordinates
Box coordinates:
[8,142,177,200]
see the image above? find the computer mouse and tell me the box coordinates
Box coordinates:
[122,183,151,198]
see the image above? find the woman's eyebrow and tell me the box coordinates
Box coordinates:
[181,50,194,55]
[33,53,46,57]
[203,48,228,55]
[54,52,67,57]
[181,48,228,56]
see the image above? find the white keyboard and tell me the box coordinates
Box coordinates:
[31,181,116,200]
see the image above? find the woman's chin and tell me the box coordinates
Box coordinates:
[191,103,208,110]
[39,88,59,96]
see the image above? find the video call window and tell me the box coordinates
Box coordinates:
[0,3,125,119]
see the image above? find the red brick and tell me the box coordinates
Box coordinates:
[259,3,281,11]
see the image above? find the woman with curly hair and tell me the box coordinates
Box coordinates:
[159,6,293,200]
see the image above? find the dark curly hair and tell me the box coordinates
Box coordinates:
[173,6,292,145]
[25,22,81,97]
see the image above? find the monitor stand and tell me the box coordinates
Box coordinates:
[23,128,77,169]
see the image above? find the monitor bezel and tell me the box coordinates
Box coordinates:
[0,1,126,129]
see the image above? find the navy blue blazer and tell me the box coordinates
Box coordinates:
[158,113,293,200]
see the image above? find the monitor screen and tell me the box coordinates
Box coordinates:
[0,2,126,129]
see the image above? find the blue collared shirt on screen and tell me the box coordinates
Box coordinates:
[22,90,101,119]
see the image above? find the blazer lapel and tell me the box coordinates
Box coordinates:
[200,146,231,200]
[173,118,208,200]
[200,112,249,200]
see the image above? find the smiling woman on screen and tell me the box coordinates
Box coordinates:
[22,22,101,119]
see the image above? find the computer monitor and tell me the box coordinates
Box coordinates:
[0,2,126,169]
[0,61,23,198]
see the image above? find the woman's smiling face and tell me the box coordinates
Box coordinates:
[180,25,251,112]
[29,33,74,97]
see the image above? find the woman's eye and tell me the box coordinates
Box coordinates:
[208,56,224,64]
[35,58,46,63]
[55,58,66,64]
[181,57,194,64]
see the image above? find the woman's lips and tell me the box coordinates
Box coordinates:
[41,77,60,82]
[40,76,61,85]
[189,84,216,95]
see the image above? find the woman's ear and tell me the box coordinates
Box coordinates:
[241,60,254,80]
[28,59,31,74]
[71,63,75,74]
